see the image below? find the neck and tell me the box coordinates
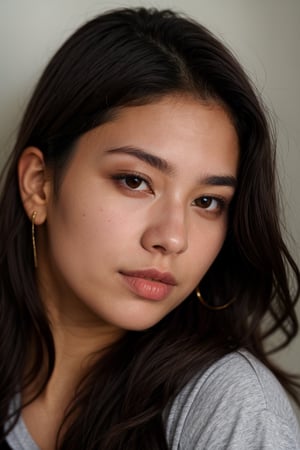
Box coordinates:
[23,284,125,407]
[21,303,125,450]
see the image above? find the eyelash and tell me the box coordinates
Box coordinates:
[111,172,227,214]
[111,172,153,193]
[192,196,227,214]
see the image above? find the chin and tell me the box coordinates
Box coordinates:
[115,314,165,332]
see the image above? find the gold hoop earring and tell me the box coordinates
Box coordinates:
[195,286,235,311]
[31,211,38,268]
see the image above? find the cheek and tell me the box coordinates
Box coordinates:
[47,196,141,271]
[188,221,227,279]
[210,226,227,256]
[196,216,227,249]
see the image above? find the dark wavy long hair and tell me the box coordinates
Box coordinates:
[0,7,299,449]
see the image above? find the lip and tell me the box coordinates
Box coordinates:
[121,269,177,285]
[119,269,177,301]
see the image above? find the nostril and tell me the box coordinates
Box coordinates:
[152,244,167,252]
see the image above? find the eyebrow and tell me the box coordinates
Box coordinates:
[105,146,236,188]
[106,146,173,174]
[201,175,236,188]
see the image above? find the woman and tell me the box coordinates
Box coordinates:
[0,7,299,450]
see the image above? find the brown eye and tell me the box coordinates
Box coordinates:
[193,196,225,212]
[112,173,152,192]
[194,197,213,208]
[124,176,144,189]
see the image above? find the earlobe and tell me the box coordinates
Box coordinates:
[18,147,50,223]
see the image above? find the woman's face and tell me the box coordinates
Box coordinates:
[39,96,239,332]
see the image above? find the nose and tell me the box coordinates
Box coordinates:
[140,201,188,255]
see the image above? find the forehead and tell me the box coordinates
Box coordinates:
[78,95,239,175]
[105,96,237,143]
[86,96,238,147]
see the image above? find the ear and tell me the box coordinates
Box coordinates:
[18,147,51,224]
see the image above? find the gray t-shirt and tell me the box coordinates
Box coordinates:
[6,350,300,449]
[165,350,300,449]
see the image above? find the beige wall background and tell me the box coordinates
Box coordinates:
[1,0,300,411]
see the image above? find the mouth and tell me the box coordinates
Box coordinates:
[119,269,177,301]
[121,269,177,285]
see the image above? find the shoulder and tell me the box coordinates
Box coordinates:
[165,350,300,449]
